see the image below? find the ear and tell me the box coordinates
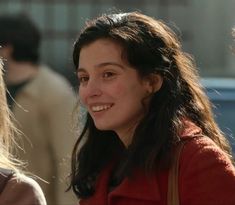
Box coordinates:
[144,74,163,94]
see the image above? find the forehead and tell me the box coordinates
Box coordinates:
[79,38,125,67]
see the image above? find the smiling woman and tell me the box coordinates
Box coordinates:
[68,12,235,205]
[77,38,160,142]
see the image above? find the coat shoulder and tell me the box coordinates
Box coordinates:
[0,173,47,205]
[181,136,232,165]
[179,136,235,205]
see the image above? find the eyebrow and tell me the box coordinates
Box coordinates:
[77,62,125,73]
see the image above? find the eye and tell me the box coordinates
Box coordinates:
[103,71,116,79]
[78,75,89,85]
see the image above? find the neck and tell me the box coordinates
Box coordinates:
[115,115,145,147]
[5,61,39,85]
[116,124,137,148]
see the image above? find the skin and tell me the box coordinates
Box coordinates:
[77,38,162,146]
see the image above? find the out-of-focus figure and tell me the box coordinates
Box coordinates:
[0,13,77,205]
[0,58,47,205]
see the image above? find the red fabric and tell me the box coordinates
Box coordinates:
[80,122,235,205]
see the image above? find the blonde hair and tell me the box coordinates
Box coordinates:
[0,58,21,171]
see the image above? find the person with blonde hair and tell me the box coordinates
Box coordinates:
[69,12,235,205]
[0,58,46,205]
[0,13,76,205]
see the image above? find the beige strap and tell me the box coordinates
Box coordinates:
[167,141,186,205]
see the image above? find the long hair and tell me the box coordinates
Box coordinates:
[69,12,232,198]
[0,59,20,171]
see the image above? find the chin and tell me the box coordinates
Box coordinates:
[94,122,112,131]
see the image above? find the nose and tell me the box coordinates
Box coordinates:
[80,78,102,101]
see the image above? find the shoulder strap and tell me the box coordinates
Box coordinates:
[167,141,186,205]
[0,168,14,194]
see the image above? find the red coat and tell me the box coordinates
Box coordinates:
[80,122,235,205]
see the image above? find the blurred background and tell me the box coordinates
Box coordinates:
[0,0,235,83]
[0,0,234,152]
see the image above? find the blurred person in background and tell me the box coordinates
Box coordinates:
[69,12,235,205]
[0,58,46,205]
[0,13,77,205]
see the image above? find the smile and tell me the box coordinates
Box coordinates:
[91,104,113,112]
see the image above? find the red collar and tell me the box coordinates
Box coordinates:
[82,162,163,205]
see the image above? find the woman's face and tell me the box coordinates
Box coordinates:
[77,38,154,145]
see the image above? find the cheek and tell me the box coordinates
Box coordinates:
[114,83,145,105]
[111,84,125,96]
[109,83,135,100]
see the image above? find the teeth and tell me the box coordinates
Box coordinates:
[91,105,112,112]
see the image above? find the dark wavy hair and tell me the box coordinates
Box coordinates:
[0,13,41,64]
[69,12,232,198]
